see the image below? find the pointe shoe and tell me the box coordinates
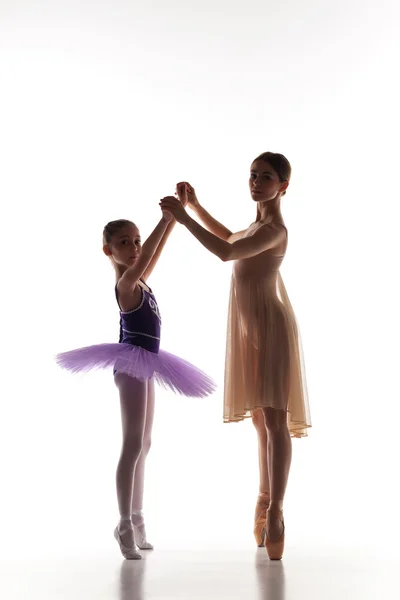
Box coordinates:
[114,526,142,560]
[265,509,285,561]
[132,511,154,550]
[133,524,154,550]
[253,493,270,547]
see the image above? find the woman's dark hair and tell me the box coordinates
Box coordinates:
[253,152,292,194]
[102,219,136,245]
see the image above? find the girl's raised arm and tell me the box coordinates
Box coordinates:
[118,213,172,293]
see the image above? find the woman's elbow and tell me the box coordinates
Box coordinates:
[220,247,232,262]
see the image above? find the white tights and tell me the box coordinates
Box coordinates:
[114,372,155,522]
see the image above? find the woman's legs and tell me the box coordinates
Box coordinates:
[252,409,271,545]
[252,409,270,498]
[114,372,148,547]
[262,407,292,540]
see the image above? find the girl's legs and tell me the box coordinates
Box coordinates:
[131,378,155,542]
[114,372,148,548]
[262,407,292,540]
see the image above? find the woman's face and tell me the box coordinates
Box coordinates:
[249,160,288,203]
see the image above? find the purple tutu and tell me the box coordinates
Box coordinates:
[56,343,216,398]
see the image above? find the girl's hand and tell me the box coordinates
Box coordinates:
[161,207,174,223]
[177,182,199,209]
[159,196,189,224]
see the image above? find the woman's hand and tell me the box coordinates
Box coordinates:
[176,182,189,207]
[159,196,190,224]
[176,181,199,210]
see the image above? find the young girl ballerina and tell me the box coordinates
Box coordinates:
[160,152,311,560]
[56,197,215,560]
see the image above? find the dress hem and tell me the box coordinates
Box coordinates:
[223,407,311,438]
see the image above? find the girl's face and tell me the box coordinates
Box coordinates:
[104,224,142,267]
[249,160,288,202]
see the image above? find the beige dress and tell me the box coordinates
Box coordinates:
[223,219,311,438]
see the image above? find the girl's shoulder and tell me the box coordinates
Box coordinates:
[138,279,152,294]
[116,278,146,313]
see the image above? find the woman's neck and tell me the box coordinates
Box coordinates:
[256,197,282,222]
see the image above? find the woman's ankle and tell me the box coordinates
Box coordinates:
[268,502,283,515]
[258,491,270,500]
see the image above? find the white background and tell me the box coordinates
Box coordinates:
[0,0,399,560]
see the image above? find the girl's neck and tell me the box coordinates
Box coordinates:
[115,264,127,281]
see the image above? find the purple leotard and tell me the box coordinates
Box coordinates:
[116,281,161,353]
[56,279,215,397]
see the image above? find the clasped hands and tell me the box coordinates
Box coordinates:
[159,182,192,224]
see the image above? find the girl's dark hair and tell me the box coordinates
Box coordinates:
[102,219,136,245]
[253,151,292,195]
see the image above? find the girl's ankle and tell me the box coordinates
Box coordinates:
[119,517,133,529]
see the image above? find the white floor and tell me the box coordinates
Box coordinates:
[1,541,396,600]
[2,371,399,600]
